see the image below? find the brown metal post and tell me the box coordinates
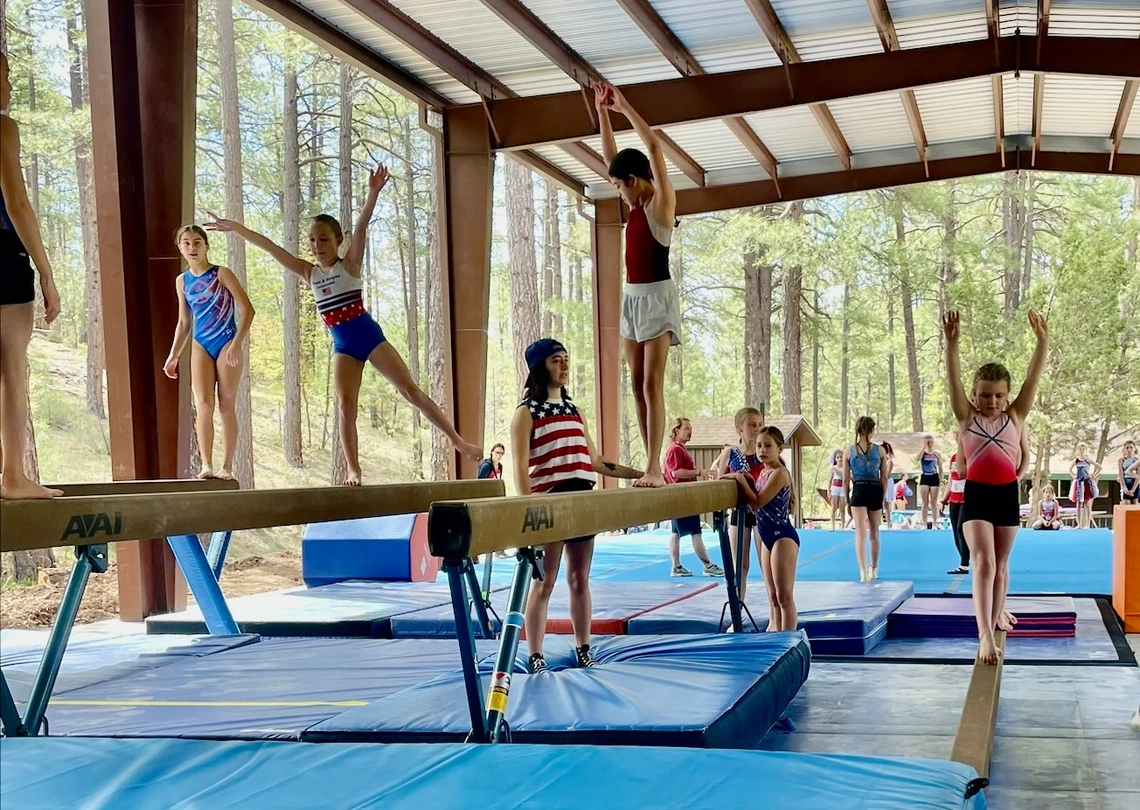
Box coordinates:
[591,198,623,488]
[438,106,494,480]
[86,0,196,619]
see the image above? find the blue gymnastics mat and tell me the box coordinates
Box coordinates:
[23,637,497,741]
[0,737,986,810]
[627,580,913,655]
[390,579,716,637]
[145,580,505,637]
[304,633,811,749]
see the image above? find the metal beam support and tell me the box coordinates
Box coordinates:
[1032,72,1045,166]
[471,36,1140,151]
[591,198,623,490]
[86,0,195,620]
[477,0,705,186]
[1109,81,1138,171]
[670,150,1140,216]
[866,1,929,174]
[251,0,449,108]
[992,75,1006,167]
[440,106,495,480]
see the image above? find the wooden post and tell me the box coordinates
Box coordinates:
[592,198,622,486]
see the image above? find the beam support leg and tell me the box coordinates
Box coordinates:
[592,199,623,486]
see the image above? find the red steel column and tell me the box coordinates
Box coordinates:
[591,198,623,488]
[439,106,494,480]
[86,0,196,619]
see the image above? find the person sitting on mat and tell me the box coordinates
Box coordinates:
[1120,440,1140,505]
[914,434,943,530]
[664,417,723,578]
[163,225,255,481]
[512,338,642,674]
[715,407,765,601]
[206,166,481,485]
[593,80,678,489]
[1068,443,1101,530]
[844,416,887,582]
[1033,485,1061,530]
[725,425,799,632]
[944,308,1048,665]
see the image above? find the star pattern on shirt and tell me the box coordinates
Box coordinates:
[529,398,578,418]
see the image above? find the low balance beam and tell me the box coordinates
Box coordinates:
[49,479,240,497]
[950,629,1007,780]
[0,479,505,554]
[429,480,741,560]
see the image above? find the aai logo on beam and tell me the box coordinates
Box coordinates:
[60,512,123,544]
[521,505,554,533]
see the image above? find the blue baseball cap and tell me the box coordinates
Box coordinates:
[524,338,567,386]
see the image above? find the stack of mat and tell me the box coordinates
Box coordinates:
[888,596,1077,638]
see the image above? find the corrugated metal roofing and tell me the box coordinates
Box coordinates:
[827,91,915,152]
[1051,0,1140,38]
[660,119,759,171]
[769,0,885,60]
[913,76,996,144]
[1043,74,1128,137]
[745,105,837,162]
[649,0,782,72]
[388,0,582,96]
[1002,72,1036,136]
[998,0,1037,36]
[890,0,989,49]
[1127,94,1140,139]
[528,145,601,185]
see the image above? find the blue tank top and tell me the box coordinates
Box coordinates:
[921,451,938,475]
[849,442,881,482]
[182,266,236,346]
[756,468,793,531]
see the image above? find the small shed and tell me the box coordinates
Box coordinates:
[687,415,823,526]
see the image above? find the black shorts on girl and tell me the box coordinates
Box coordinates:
[1,230,35,306]
[728,509,756,529]
[919,473,940,488]
[850,482,884,510]
[959,480,1020,527]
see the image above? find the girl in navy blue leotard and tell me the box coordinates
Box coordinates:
[163,225,255,480]
[727,426,799,632]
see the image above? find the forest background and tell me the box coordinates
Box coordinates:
[2,0,1137,576]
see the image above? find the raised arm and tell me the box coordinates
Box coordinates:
[1,116,59,323]
[216,267,256,368]
[592,81,618,165]
[510,406,534,496]
[582,415,643,480]
[943,311,972,423]
[603,84,676,221]
[205,214,312,280]
[162,276,193,379]
[344,166,390,276]
[1010,309,1049,422]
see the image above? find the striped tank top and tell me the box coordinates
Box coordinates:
[309,260,366,328]
[523,396,595,492]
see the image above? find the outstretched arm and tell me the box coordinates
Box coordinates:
[344,166,390,276]
[1,117,59,323]
[1010,309,1049,422]
[205,214,312,280]
[592,82,618,165]
[582,416,643,480]
[943,311,972,423]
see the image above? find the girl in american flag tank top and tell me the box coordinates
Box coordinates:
[511,339,643,674]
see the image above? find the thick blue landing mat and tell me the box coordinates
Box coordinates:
[627,580,913,655]
[1,632,258,703]
[306,632,811,748]
[565,527,1111,594]
[390,580,716,637]
[0,738,986,810]
[27,637,496,741]
[145,580,503,637]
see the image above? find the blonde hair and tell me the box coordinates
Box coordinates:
[670,417,690,441]
[734,407,762,431]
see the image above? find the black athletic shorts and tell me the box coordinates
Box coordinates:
[1,230,35,306]
[543,478,595,545]
[672,515,702,536]
[919,473,940,488]
[728,508,756,529]
[850,482,884,510]
[960,480,1020,528]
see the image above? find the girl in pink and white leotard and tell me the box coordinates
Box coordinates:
[944,308,1049,666]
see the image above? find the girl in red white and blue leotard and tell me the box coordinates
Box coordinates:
[206,166,482,486]
[1068,443,1101,529]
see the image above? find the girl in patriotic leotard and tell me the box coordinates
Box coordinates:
[206,167,481,485]
[1033,486,1061,530]
[944,308,1049,665]
[1068,443,1101,529]
[828,449,846,531]
[715,408,765,601]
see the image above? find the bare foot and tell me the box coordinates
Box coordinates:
[997,610,1018,631]
[215,469,234,481]
[977,635,1002,665]
[344,469,362,487]
[197,465,215,480]
[634,471,666,488]
[1,478,64,500]
[458,441,483,461]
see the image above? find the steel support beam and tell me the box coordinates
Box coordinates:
[591,199,623,490]
[476,36,1140,151]
[439,106,495,480]
[670,151,1140,216]
[1032,73,1045,166]
[86,0,195,620]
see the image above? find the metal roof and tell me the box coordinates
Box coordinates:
[269,0,1140,207]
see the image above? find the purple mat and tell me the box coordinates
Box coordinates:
[888,596,1076,638]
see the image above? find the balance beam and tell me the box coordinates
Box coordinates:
[49,479,240,497]
[429,480,741,560]
[950,630,1007,780]
[0,479,505,553]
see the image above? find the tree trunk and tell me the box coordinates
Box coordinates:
[401,117,423,477]
[811,289,820,427]
[426,134,450,481]
[69,11,104,418]
[1020,177,1036,303]
[780,203,803,414]
[744,238,773,412]
[550,187,563,335]
[1001,171,1027,319]
[505,158,540,393]
[541,181,556,336]
[939,183,959,428]
[840,282,851,428]
[281,62,304,467]
[891,197,924,431]
[217,0,255,488]
[567,206,584,395]
[887,297,896,430]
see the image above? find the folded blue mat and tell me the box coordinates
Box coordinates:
[0,737,986,810]
[305,632,811,748]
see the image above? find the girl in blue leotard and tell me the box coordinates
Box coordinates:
[206,167,481,485]
[727,426,799,632]
[163,225,254,480]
